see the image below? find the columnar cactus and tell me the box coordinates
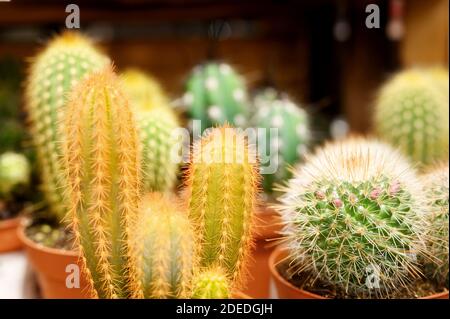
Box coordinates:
[130,193,195,298]
[0,152,30,197]
[184,62,249,132]
[277,137,430,296]
[121,70,181,192]
[185,126,260,287]
[251,88,310,193]
[192,267,231,299]
[64,66,141,299]
[121,68,170,112]
[374,68,449,165]
[422,164,449,288]
[26,32,109,222]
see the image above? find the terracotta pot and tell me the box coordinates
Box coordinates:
[232,291,251,299]
[0,217,23,253]
[17,220,91,298]
[269,247,449,299]
[242,204,281,299]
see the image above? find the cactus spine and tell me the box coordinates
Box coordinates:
[26,32,109,222]
[131,193,195,298]
[251,88,310,193]
[121,70,181,192]
[64,66,141,298]
[184,62,249,132]
[422,164,449,288]
[192,267,231,299]
[277,138,430,296]
[185,126,259,287]
[374,68,449,165]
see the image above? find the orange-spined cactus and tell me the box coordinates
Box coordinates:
[185,126,260,288]
[63,65,141,298]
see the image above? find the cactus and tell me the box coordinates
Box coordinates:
[251,88,310,193]
[185,126,260,287]
[25,32,109,223]
[64,66,141,299]
[184,62,249,133]
[121,70,181,192]
[192,267,231,299]
[374,68,449,165]
[421,164,449,288]
[277,137,430,297]
[121,68,170,112]
[0,152,30,198]
[130,193,195,299]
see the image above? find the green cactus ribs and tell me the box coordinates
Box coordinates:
[184,62,249,132]
[192,267,230,299]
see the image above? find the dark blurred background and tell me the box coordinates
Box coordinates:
[0,0,448,134]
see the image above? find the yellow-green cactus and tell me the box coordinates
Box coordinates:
[26,32,109,222]
[192,267,231,299]
[64,66,141,298]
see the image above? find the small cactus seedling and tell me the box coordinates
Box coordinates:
[192,267,231,299]
[277,137,430,297]
[374,68,449,165]
[185,126,260,287]
[0,152,30,198]
[121,68,170,112]
[421,164,449,288]
[26,32,109,222]
[64,66,141,298]
[130,193,195,299]
[121,69,181,192]
[251,88,310,193]
[184,62,249,132]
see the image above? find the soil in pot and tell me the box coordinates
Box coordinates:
[0,199,27,252]
[272,248,449,299]
[19,215,91,299]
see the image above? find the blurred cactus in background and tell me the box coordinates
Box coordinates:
[421,164,449,289]
[184,62,249,132]
[25,32,109,223]
[0,152,30,199]
[277,137,430,297]
[251,88,309,194]
[185,126,260,288]
[64,66,141,298]
[374,68,449,165]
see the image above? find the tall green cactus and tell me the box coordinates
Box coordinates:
[185,126,260,287]
[64,66,141,299]
[26,32,109,222]
[130,193,195,298]
[184,62,249,132]
[121,69,181,192]
[374,68,449,165]
[277,137,430,297]
[422,164,449,288]
[192,267,231,299]
[251,88,310,193]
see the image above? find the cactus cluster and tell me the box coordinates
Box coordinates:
[184,62,249,132]
[251,88,310,193]
[0,152,30,198]
[64,66,141,298]
[26,32,109,222]
[277,137,430,296]
[421,164,449,288]
[121,69,181,192]
[374,68,449,165]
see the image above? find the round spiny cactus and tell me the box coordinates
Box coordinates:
[121,69,181,192]
[184,62,249,132]
[374,68,449,165]
[192,267,231,299]
[277,137,429,296]
[131,193,195,299]
[251,88,309,193]
[0,152,30,197]
[26,32,109,222]
[421,164,449,288]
